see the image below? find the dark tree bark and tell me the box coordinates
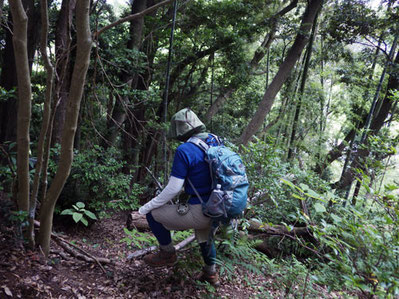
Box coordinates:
[239,0,324,145]
[120,0,149,175]
[28,0,55,248]
[0,0,4,19]
[9,0,32,215]
[52,0,76,146]
[103,0,150,150]
[287,10,319,160]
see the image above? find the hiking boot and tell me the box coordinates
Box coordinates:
[196,270,220,287]
[143,249,177,267]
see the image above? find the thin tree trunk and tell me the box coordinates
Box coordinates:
[103,0,161,150]
[27,0,55,248]
[336,35,383,198]
[121,0,148,172]
[52,0,76,146]
[316,35,325,164]
[38,0,92,256]
[287,10,319,160]
[239,0,323,145]
[39,98,58,205]
[0,0,39,145]
[337,48,399,191]
[274,60,304,149]
[9,0,32,214]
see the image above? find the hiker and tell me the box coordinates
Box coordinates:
[138,107,219,286]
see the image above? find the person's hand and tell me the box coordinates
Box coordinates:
[138,204,149,215]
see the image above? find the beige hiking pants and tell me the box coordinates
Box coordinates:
[151,204,211,243]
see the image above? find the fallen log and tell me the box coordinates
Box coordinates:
[127,234,196,260]
[126,211,148,231]
[126,212,312,238]
[247,220,311,237]
[253,240,279,258]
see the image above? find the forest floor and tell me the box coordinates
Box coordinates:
[0,198,356,298]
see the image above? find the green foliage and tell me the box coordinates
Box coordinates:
[0,87,16,102]
[327,0,378,43]
[9,210,29,241]
[239,136,399,296]
[9,210,29,227]
[120,228,157,249]
[61,202,97,226]
[281,178,399,297]
[315,201,399,296]
[214,232,327,298]
[51,145,143,217]
[217,236,267,279]
[241,138,331,226]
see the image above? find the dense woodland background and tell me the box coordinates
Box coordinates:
[0,0,399,297]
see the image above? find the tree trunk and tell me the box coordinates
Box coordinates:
[0,0,39,144]
[120,0,149,175]
[238,0,323,145]
[273,59,303,149]
[205,0,299,122]
[9,0,32,214]
[337,49,399,191]
[38,0,92,256]
[52,0,76,146]
[336,36,384,196]
[104,0,147,150]
[28,0,55,248]
[287,10,319,160]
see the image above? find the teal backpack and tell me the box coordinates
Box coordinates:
[187,134,249,223]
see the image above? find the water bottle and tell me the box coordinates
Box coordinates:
[204,184,225,217]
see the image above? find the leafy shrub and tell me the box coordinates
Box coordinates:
[241,138,331,225]
[61,202,97,226]
[314,202,399,296]
[51,145,143,217]
[284,179,399,297]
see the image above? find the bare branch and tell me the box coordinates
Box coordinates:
[94,0,176,38]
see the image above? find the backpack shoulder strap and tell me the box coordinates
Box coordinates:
[188,133,223,151]
[187,136,209,152]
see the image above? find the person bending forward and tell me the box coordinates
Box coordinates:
[138,108,219,286]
